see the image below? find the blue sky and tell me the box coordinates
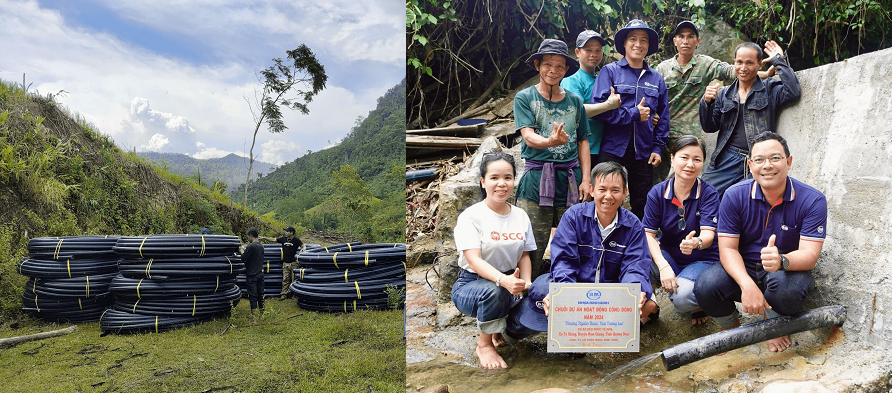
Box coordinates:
[0,0,404,165]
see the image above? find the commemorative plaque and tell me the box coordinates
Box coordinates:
[547,282,640,352]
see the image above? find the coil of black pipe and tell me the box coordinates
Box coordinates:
[25,273,117,297]
[113,235,240,258]
[27,236,121,260]
[297,297,393,313]
[296,247,405,269]
[99,308,216,334]
[109,274,238,297]
[22,291,115,322]
[294,263,405,283]
[291,279,404,300]
[112,285,242,317]
[17,257,118,278]
[116,256,245,278]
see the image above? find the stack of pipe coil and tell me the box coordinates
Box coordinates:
[17,236,120,322]
[236,244,291,298]
[100,234,244,333]
[290,242,406,312]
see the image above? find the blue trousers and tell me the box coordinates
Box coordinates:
[693,262,813,328]
[649,250,715,313]
[451,269,516,334]
[702,145,750,199]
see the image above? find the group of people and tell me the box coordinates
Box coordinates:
[239,226,305,319]
[451,18,827,370]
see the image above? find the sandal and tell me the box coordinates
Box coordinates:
[640,302,660,327]
[691,310,709,326]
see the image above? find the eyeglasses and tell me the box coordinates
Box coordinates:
[671,197,685,230]
[750,155,786,165]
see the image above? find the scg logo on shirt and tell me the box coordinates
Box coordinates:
[490,231,524,241]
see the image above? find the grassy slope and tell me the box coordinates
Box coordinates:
[0,302,404,392]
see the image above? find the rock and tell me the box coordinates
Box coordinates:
[436,302,465,328]
[408,234,439,267]
[757,380,835,393]
[806,354,827,365]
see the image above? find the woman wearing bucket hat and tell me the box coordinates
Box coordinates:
[513,38,593,280]
[590,19,670,221]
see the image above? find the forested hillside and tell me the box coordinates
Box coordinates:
[138,151,276,191]
[237,79,406,242]
[0,80,277,316]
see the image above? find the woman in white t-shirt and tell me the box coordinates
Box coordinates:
[451,152,537,370]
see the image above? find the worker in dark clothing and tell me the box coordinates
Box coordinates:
[262,226,305,300]
[241,228,265,318]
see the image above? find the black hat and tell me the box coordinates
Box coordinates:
[284,226,296,233]
[525,39,579,78]
[575,30,607,48]
[513,274,552,332]
[672,21,699,37]
[614,19,659,57]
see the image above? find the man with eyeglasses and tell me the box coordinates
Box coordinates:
[699,40,800,199]
[694,132,827,352]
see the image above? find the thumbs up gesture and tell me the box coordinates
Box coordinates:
[605,87,622,110]
[760,234,781,273]
[704,83,720,104]
[637,97,650,121]
[499,268,527,295]
[679,231,697,255]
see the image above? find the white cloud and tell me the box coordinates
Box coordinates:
[192,147,246,160]
[122,97,198,153]
[143,133,170,151]
[260,140,302,166]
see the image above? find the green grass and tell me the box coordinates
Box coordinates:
[0,301,405,392]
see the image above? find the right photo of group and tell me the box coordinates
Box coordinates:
[405,1,892,392]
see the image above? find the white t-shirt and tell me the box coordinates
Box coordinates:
[454,201,538,273]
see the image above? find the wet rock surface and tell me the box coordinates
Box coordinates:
[406,264,892,393]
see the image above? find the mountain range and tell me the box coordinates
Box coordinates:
[137,152,276,190]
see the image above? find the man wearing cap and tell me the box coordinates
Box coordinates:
[699,40,800,198]
[514,38,595,279]
[694,132,826,352]
[505,162,659,340]
[262,226,305,299]
[591,19,670,220]
[561,30,623,166]
[654,20,775,182]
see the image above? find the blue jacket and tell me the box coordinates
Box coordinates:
[549,202,653,299]
[698,55,800,165]
[591,57,670,160]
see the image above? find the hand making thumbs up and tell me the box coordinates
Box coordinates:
[760,234,781,273]
[499,268,527,295]
[637,97,650,121]
[680,231,698,255]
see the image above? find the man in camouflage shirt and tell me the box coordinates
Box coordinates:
[654,21,773,181]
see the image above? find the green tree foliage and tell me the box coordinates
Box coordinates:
[244,44,328,207]
[406,0,892,128]
[237,80,406,243]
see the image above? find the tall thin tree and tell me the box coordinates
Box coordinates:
[244,44,327,207]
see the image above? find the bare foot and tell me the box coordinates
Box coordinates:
[766,335,792,352]
[491,332,508,347]
[476,343,508,369]
[691,309,709,326]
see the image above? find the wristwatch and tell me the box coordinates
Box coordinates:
[780,254,790,271]
[696,237,703,250]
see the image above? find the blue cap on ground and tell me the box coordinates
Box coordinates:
[513,274,552,332]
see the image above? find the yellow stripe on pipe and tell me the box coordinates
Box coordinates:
[266,261,270,273]
[138,237,148,258]
[35,294,39,312]
[280,248,284,261]
[155,316,159,333]
[192,295,197,316]
[344,269,349,283]
[67,259,72,278]
[215,276,219,293]
[85,275,90,297]
[146,259,153,279]
[364,250,369,266]
[200,235,206,257]
[354,281,361,299]
[352,300,357,311]
[333,252,339,269]
[347,243,352,252]
[323,246,329,253]
[137,279,143,298]
[226,256,233,274]
[78,298,83,310]
[54,238,64,260]
[133,299,140,313]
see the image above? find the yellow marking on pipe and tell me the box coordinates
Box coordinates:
[215,276,220,293]
[323,246,329,253]
[78,298,83,310]
[347,243,352,252]
[365,251,369,266]
[133,299,140,313]
[146,258,153,279]
[226,256,233,274]
[192,295,197,316]
[138,237,148,258]
[266,261,270,273]
[354,281,361,299]
[85,275,90,297]
[155,316,159,333]
[333,252,339,269]
[137,279,143,298]
[67,259,72,278]
[280,248,284,261]
[54,239,64,260]
[35,294,39,312]
[200,235,206,257]
[344,269,349,283]
[352,300,357,311]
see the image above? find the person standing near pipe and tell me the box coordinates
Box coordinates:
[262,226,304,300]
[241,228,266,319]
[693,132,827,352]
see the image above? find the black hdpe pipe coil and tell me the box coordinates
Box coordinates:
[117,256,245,278]
[661,305,847,371]
[113,285,242,317]
[113,235,240,258]
[297,250,405,269]
[294,263,405,283]
[308,242,405,253]
[22,291,114,322]
[27,236,121,260]
[291,279,404,300]
[109,274,238,297]
[100,308,217,334]
[25,273,116,297]
[17,257,118,278]
[297,297,394,312]
[305,242,362,253]
[262,244,294,261]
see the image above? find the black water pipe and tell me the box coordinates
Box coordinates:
[661,305,846,371]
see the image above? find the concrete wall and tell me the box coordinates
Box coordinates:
[772,47,892,350]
